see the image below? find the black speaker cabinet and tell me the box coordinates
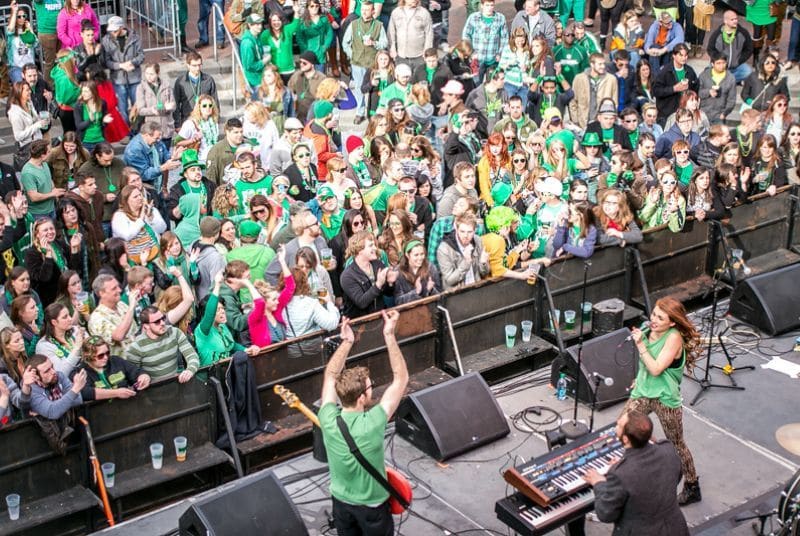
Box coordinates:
[179,470,308,535]
[550,328,639,408]
[729,263,800,336]
[395,372,510,461]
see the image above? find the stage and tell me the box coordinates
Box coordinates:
[94,299,800,536]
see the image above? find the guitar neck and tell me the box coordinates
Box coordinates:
[296,403,321,427]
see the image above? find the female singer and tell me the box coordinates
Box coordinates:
[628,296,701,505]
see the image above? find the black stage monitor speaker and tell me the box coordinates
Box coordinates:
[395,372,510,461]
[550,328,638,408]
[179,470,308,535]
[728,263,800,336]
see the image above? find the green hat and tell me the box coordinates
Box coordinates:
[313,100,334,119]
[238,220,262,238]
[317,185,336,200]
[491,182,513,206]
[20,30,37,46]
[181,149,206,174]
[581,132,603,147]
[485,206,519,233]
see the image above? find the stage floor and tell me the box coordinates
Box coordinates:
[96,299,800,536]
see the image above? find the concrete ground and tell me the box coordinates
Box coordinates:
[95,298,800,535]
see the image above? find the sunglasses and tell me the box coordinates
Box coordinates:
[201,103,214,109]
[252,208,267,215]
[775,102,787,108]
[148,316,166,325]
[400,189,416,195]
[513,158,527,163]
[411,147,423,152]
[17,13,27,19]
[764,60,777,65]
[623,118,638,123]
[392,107,404,113]
[276,183,289,191]
[661,179,677,185]
[790,132,800,136]
[94,350,110,358]
[352,219,365,226]
[295,152,311,158]
[674,149,689,155]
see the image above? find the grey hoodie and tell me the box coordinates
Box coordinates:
[194,241,227,300]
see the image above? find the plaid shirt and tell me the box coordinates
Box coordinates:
[462,12,509,65]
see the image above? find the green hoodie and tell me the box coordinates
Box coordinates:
[225,243,276,281]
[195,293,245,366]
[295,17,334,64]
[241,30,268,88]
[174,193,202,249]
[50,64,80,108]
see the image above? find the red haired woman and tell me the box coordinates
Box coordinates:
[477,132,512,207]
[628,296,702,505]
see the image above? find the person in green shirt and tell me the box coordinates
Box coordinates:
[319,310,408,534]
[377,63,413,109]
[240,14,270,100]
[21,140,64,219]
[50,49,81,133]
[262,7,301,81]
[316,185,346,239]
[628,296,702,506]
[552,27,588,85]
[74,81,112,152]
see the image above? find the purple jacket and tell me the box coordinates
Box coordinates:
[57,6,100,49]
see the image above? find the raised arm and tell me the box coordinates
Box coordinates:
[321,318,355,405]
[165,266,195,325]
[378,310,408,419]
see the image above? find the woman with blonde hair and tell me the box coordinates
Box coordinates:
[446,39,476,95]
[259,65,293,134]
[500,26,534,107]
[242,101,280,166]
[0,327,28,384]
[610,11,644,67]
[212,183,243,219]
[363,51,396,118]
[111,184,167,265]
[407,83,434,135]
[638,171,686,232]
[155,273,196,336]
[173,94,220,162]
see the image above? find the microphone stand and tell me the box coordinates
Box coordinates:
[588,375,603,433]
[561,260,590,439]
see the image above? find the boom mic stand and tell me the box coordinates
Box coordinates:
[688,269,745,406]
[561,260,590,439]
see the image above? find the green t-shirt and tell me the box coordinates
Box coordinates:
[20,162,55,215]
[351,0,385,17]
[675,67,686,82]
[675,162,693,187]
[319,402,390,505]
[83,106,105,144]
[235,175,273,208]
[425,66,436,85]
[630,327,685,408]
[532,201,565,257]
[33,0,63,34]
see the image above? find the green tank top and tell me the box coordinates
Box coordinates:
[631,327,685,408]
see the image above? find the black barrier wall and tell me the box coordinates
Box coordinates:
[1,187,798,534]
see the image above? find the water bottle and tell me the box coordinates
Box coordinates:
[556,374,567,401]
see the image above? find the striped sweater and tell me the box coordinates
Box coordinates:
[125,327,200,379]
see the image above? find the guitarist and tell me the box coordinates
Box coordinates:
[319,311,409,536]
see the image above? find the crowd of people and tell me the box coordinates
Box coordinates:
[0,0,796,513]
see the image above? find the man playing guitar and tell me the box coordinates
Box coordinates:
[319,310,409,536]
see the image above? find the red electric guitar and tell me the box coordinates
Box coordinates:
[274,385,413,514]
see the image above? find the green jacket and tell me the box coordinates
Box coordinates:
[638,194,686,233]
[195,293,245,366]
[262,19,300,74]
[296,17,333,65]
[225,243,276,281]
[51,64,80,107]
[240,29,268,87]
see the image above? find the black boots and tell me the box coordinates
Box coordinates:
[678,479,702,506]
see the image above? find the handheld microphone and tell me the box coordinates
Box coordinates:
[592,372,614,387]
[624,321,651,342]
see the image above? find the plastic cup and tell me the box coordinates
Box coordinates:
[320,248,333,270]
[505,325,517,348]
[150,443,164,470]
[6,494,19,521]
[564,310,576,330]
[520,320,533,342]
[550,309,560,331]
[101,462,115,488]
[174,436,188,462]
[581,302,592,323]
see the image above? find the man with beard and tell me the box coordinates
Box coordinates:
[288,52,327,121]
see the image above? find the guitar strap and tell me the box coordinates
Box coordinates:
[335,415,410,509]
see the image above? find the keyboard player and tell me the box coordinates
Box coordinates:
[583,411,689,536]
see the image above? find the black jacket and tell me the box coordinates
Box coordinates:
[411,61,452,109]
[167,178,217,223]
[215,351,264,449]
[340,259,392,319]
[652,63,699,122]
[527,89,573,126]
[584,122,634,153]
[24,241,79,305]
[73,100,109,144]
[690,139,722,169]
[173,71,219,126]
[420,0,450,24]
[443,132,479,188]
[593,440,690,536]
[361,69,396,118]
[284,163,319,202]
[73,355,141,401]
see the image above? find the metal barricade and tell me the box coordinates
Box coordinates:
[123,0,181,58]
[0,4,34,33]
[88,0,121,25]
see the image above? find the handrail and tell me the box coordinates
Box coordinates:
[437,305,465,376]
[210,3,247,113]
